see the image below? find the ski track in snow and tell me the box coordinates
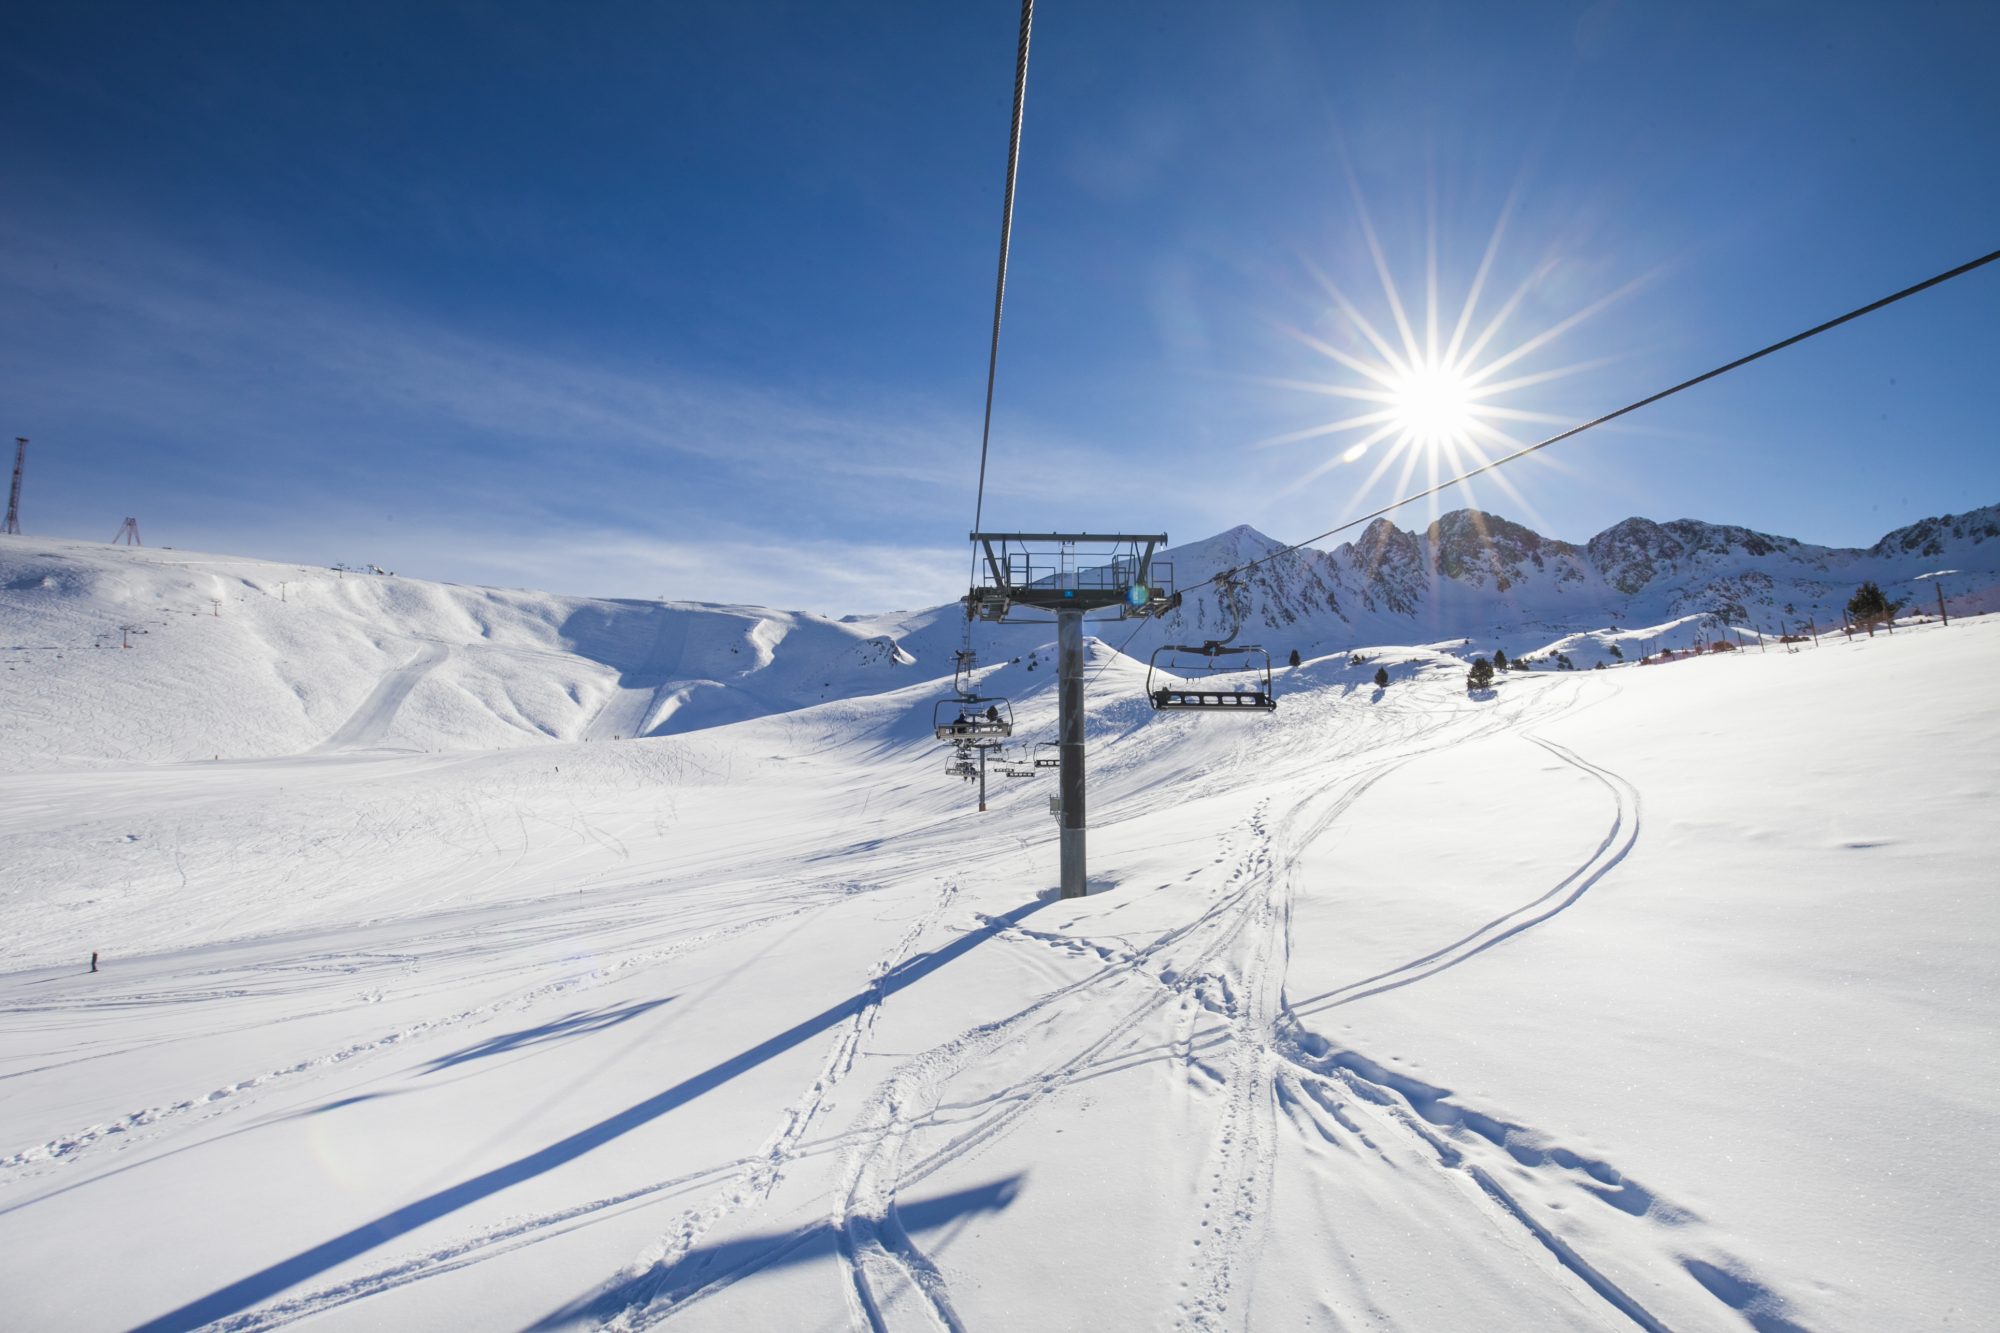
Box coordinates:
[2,669,1827,1333]
[774,675,1802,1333]
[1285,731,1644,1017]
[631,690,1547,1327]
[0,883,867,1183]
[589,678,1615,1332]
[1235,702,1799,1333]
[607,879,965,1332]
[193,880,941,1333]
[593,829,1308,1328]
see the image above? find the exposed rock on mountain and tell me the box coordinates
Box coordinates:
[1137,503,2000,659]
[5,502,1995,761]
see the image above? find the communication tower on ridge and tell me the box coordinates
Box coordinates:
[4,437,24,535]
[114,517,143,546]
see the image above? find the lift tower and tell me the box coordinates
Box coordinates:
[4,437,24,535]
[967,533,1174,898]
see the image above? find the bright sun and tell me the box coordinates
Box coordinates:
[1388,360,1477,447]
[1271,185,1637,506]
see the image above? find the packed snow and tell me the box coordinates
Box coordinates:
[2,532,1996,1332]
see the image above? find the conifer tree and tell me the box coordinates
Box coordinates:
[1847,581,1894,627]
[1374,665,1389,689]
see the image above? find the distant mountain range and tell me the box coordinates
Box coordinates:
[1134,503,2000,656]
[5,502,1996,761]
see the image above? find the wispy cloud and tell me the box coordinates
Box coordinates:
[439,528,971,615]
[0,220,1177,607]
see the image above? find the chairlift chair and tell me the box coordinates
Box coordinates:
[1146,640,1277,712]
[933,695,1013,743]
[1032,741,1060,769]
[932,648,1015,744]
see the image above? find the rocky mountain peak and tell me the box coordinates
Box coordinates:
[1867,504,2000,560]
[1586,517,1686,595]
[1421,509,1579,592]
[1348,517,1420,575]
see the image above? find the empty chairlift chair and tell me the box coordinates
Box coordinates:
[1146,640,1277,712]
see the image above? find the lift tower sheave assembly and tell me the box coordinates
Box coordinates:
[967,532,1175,898]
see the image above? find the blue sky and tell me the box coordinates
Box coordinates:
[2,1,1995,611]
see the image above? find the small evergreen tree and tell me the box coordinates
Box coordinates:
[1349,652,1365,667]
[1608,642,1623,660]
[1847,581,1894,627]
[1493,647,1509,671]
[1466,657,1494,691]
[1374,665,1389,689]
[1288,648,1302,667]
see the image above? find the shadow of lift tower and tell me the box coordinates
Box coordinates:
[966,532,1176,899]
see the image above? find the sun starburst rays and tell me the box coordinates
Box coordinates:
[1272,187,1633,534]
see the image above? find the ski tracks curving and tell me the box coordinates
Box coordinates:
[1293,730,1644,1017]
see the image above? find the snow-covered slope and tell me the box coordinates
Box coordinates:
[0,535,939,766]
[6,503,1995,766]
[2,589,1995,1331]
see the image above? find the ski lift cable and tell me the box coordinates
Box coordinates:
[1088,615,1153,687]
[1168,247,2000,603]
[963,0,1037,654]
[1085,566,1245,688]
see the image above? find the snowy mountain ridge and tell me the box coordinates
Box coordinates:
[1142,501,2000,657]
[3,500,1995,764]
[0,535,955,766]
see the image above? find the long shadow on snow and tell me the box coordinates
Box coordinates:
[528,1175,1024,1328]
[128,899,1048,1333]
[420,998,673,1075]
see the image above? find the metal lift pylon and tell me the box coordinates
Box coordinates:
[966,532,1176,898]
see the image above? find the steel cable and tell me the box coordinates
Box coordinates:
[1169,247,2000,602]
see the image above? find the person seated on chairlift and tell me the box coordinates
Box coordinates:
[985,704,1001,722]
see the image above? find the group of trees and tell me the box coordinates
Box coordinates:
[1307,649,1392,689]
[1312,575,1908,701]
